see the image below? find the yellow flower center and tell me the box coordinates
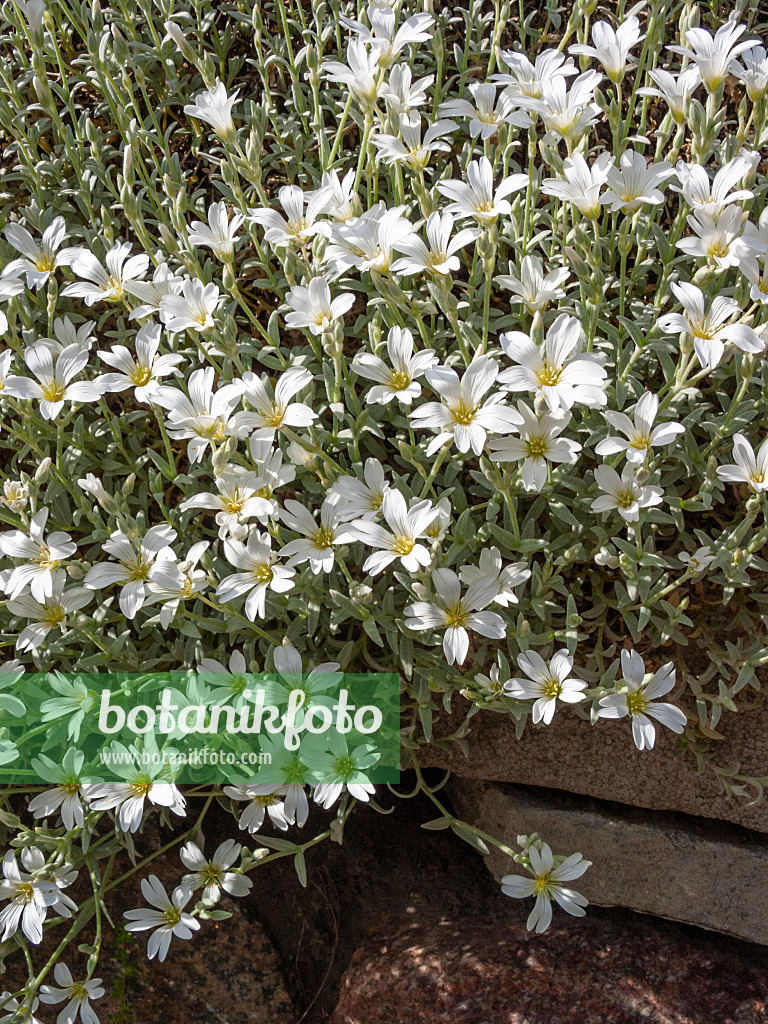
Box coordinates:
[707,240,730,259]
[41,382,67,403]
[16,882,35,903]
[541,678,562,699]
[195,417,227,440]
[130,774,154,797]
[452,401,477,426]
[131,365,153,386]
[200,863,224,886]
[253,563,273,583]
[526,436,548,458]
[626,691,649,716]
[537,362,562,387]
[43,603,66,627]
[616,489,636,509]
[445,605,468,628]
[127,555,152,582]
[313,527,336,549]
[106,276,125,299]
[392,535,414,556]
[35,254,57,272]
[389,370,412,391]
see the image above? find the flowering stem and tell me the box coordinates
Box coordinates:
[418,442,450,499]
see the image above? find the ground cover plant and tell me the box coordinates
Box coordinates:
[0,0,767,1016]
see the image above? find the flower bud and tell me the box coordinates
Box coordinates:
[34,457,51,482]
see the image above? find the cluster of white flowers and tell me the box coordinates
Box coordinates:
[0,0,766,1007]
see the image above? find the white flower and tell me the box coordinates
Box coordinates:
[670,157,754,216]
[457,546,530,607]
[601,150,675,213]
[83,524,177,619]
[498,313,607,413]
[183,80,239,140]
[500,843,589,933]
[0,993,43,1024]
[503,649,587,724]
[2,216,82,289]
[657,281,763,370]
[188,201,244,260]
[160,277,222,332]
[238,365,317,441]
[495,255,570,313]
[637,67,702,123]
[60,242,148,304]
[350,489,439,574]
[89,759,185,834]
[285,276,355,335]
[594,544,620,568]
[438,82,530,139]
[152,367,246,462]
[325,202,412,275]
[487,404,582,491]
[0,507,77,601]
[1,478,29,512]
[716,433,768,493]
[352,325,437,405]
[570,16,644,82]
[6,571,91,651]
[3,343,104,419]
[17,0,45,34]
[310,169,361,223]
[677,206,749,269]
[404,567,506,666]
[492,48,577,100]
[667,21,758,92]
[595,392,685,464]
[249,184,332,247]
[216,530,295,619]
[732,44,768,101]
[330,458,390,521]
[390,211,479,276]
[27,749,94,830]
[35,316,96,356]
[411,357,521,456]
[598,649,687,750]
[541,152,612,219]
[679,545,715,574]
[98,323,184,402]
[180,839,252,902]
[124,875,200,961]
[423,495,451,542]
[437,156,528,226]
[143,541,209,627]
[279,495,357,574]
[303,734,378,807]
[248,438,296,506]
[0,851,59,944]
[124,262,185,320]
[372,113,456,170]
[380,63,434,116]
[591,464,663,522]
[223,784,293,833]
[39,962,105,1024]
[323,38,383,106]
[180,465,272,535]
[341,8,434,66]
[515,70,603,144]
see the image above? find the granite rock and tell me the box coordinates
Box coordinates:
[449,779,768,945]
[329,916,768,1024]
[421,697,768,832]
